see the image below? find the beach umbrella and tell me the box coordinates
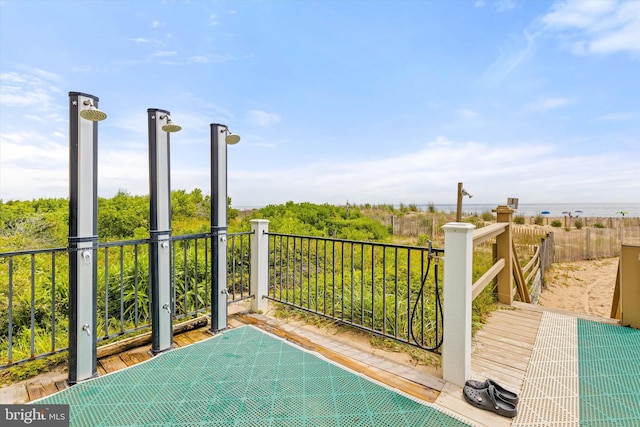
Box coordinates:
[574,210,583,217]
[541,211,550,215]
[617,211,627,217]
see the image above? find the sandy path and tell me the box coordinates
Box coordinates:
[538,257,619,318]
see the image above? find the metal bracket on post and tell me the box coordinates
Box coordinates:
[211,225,229,332]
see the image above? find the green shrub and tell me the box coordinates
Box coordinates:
[551,220,562,228]
[574,219,583,229]
[514,215,525,225]
[534,215,544,225]
[594,222,605,228]
[481,211,494,222]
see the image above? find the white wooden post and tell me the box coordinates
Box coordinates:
[442,222,475,387]
[250,219,270,312]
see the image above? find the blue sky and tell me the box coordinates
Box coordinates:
[1,0,639,207]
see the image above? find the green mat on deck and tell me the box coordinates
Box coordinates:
[578,319,640,427]
[38,325,468,426]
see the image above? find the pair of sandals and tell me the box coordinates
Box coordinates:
[462,379,518,418]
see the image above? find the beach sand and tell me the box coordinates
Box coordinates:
[538,257,619,318]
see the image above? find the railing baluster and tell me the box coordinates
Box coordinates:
[183,240,188,318]
[370,244,374,330]
[394,247,398,339]
[350,242,355,323]
[8,257,14,364]
[340,241,344,320]
[134,244,139,327]
[30,254,35,358]
[205,236,209,310]
[104,247,109,338]
[382,248,387,336]
[406,249,411,342]
[51,252,56,352]
[307,239,311,309]
[331,240,335,318]
[195,238,200,312]
[120,245,124,334]
[314,239,318,312]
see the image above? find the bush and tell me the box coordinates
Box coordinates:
[551,220,562,228]
[534,215,544,225]
[514,215,525,225]
[574,219,583,229]
[481,211,494,222]
[594,222,605,228]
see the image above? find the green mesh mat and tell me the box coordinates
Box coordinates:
[38,325,468,426]
[578,319,640,427]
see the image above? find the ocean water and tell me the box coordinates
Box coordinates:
[423,203,640,218]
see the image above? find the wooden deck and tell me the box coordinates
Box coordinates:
[435,305,542,427]
[1,303,605,427]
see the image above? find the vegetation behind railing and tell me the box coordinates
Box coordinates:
[0,232,251,369]
[266,233,447,352]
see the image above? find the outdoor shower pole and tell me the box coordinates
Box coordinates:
[68,92,100,384]
[148,108,174,353]
[210,123,228,332]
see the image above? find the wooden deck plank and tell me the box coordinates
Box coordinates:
[473,330,535,351]
[478,322,538,342]
[99,354,130,374]
[474,336,534,357]
[26,379,58,401]
[172,334,196,347]
[0,384,29,404]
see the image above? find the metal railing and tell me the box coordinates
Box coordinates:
[0,231,252,368]
[266,233,445,352]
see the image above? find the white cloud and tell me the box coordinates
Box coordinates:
[227,137,638,206]
[245,110,282,127]
[525,96,574,112]
[481,30,536,86]
[494,0,516,12]
[597,111,640,121]
[152,50,178,57]
[209,14,219,26]
[457,108,481,119]
[2,132,637,204]
[542,0,640,55]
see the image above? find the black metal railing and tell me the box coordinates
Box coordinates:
[0,231,252,368]
[266,233,445,352]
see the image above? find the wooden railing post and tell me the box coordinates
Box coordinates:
[442,222,475,387]
[494,205,515,304]
[250,219,270,312]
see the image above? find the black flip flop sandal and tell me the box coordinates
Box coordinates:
[464,378,519,404]
[463,384,518,418]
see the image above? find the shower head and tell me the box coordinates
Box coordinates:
[226,134,240,145]
[79,100,107,121]
[220,127,240,145]
[160,115,182,133]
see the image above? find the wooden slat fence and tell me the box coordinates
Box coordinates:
[386,215,639,262]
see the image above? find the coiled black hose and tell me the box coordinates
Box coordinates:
[409,241,443,352]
